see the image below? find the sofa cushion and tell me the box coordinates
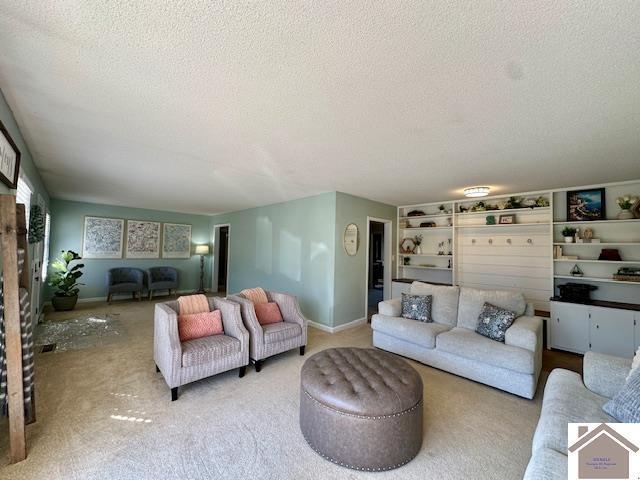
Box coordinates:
[241,287,269,304]
[522,447,567,480]
[603,367,640,422]
[177,294,210,315]
[181,335,240,367]
[457,287,526,330]
[436,327,534,374]
[532,369,614,455]
[263,322,301,344]
[409,282,460,326]
[475,302,517,343]
[401,293,433,322]
[371,314,451,349]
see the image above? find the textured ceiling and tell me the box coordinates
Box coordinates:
[0,1,639,214]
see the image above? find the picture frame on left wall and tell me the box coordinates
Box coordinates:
[82,216,125,259]
[0,119,21,189]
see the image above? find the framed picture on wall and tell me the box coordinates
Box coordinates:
[82,216,125,258]
[0,119,21,189]
[162,223,192,258]
[499,214,515,224]
[567,188,606,221]
[126,220,161,258]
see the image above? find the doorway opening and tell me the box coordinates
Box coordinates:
[365,217,392,320]
[212,224,230,295]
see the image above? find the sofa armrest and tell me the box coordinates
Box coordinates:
[269,291,308,346]
[228,294,264,357]
[378,298,401,317]
[583,351,632,399]
[153,303,182,387]
[213,297,250,354]
[504,315,542,352]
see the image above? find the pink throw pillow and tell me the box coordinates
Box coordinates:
[178,310,224,342]
[254,302,283,325]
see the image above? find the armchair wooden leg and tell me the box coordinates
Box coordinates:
[138,291,142,302]
[171,387,179,401]
[239,366,246,378]
[254,360,263,373]
[149,290,153,300]
[107,293,112,304]
[300,345,306,356]
[155,364,160,373]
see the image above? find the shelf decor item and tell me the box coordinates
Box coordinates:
[632,198,640,219]
[403,256,410,266]
[400,238,415,254]
[567,187,605,221]
[615,195,638,220]
[407,209,425,217]
[613,267,640,282]
[562,226,577,243]
[499,214,515,224]
[570,264,584,277]
[413,234,423,254]
[486,215,496,225]
[0,119,21,188]
[598,249,622,261]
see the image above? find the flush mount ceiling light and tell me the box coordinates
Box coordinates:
[464,186,490,198]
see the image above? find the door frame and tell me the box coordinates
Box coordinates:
[364,216,392,317]
[212,223,230,294]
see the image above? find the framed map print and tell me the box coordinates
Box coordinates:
[82,216,124,259]
[0,119,21,189]
[162,223,191,258]
[126,220,160,258]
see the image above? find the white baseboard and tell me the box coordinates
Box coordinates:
[309,317,368,334]
[43,289,208,307]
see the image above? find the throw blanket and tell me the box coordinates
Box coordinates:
[0,249,35,423]
[177,294,210,315]
[241,287,268,305]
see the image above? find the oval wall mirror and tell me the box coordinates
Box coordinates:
[343,223,359,256]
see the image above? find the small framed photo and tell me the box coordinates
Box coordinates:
[499,214,515,224]
[0,119,21,189]
[567,188,605,221]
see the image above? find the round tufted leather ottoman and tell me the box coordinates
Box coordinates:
[299,347,423,471]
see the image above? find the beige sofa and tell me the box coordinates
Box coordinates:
[371,281,543,399]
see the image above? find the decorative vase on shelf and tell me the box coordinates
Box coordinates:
[414,245,422,255]
[617,209,634,220]
[564,237,574,244]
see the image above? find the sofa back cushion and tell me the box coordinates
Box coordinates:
[241,287,269,305]
[177,294,210,315]
[409,282,460,326]
[457,287,526,330]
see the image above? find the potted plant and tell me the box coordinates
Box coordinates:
[48,250,84,311]
[616,195,638,220]
[562,227,577,243]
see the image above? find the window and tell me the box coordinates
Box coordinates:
[16,175,33,228]
[42,212,51,279]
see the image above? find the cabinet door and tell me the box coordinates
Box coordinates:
[636,313,639,352]
[589,307,635,358]
[549,302,590,354]
[391,281,411,299]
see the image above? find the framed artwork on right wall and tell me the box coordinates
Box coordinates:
[567,188,606,221]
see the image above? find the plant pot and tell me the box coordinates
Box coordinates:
[617,209,634,220]
[564,237,574,243]
[52,294,78,311]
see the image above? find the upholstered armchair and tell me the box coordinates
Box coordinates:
[106,267,145,303]
[146,266,179,299]
[227,291,308,372]
[153,297,249,400]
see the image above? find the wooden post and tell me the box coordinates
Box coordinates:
[0,194,27,462]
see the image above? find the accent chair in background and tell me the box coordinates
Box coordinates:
[106,267,145,303]
[146,266,179,299]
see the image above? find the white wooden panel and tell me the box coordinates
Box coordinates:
[457,245,549,257]
[458,233,549,246]
[458,263,549,278]
[457,273,550,291]
[458,255,551,267]
[635,313,639,351]
[589,307,636,358]
[549,302,590,353]
[391,281,411,298]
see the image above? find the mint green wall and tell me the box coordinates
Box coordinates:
[48,199,213,300]
[333,192,396,326]
[210,192,336,326]
[0,89,50,313]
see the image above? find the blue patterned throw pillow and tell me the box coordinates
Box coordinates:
[475,302,517,342]
[603,367,640,422]
[401,293,433,322]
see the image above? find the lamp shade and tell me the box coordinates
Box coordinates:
[195,244,210,255]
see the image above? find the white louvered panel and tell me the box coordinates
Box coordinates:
[457,272,550,291]
[459,255,551,267]
[457,245,549,257]
[458,263,549,277]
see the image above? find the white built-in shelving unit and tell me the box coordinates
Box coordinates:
[396,180,640,315]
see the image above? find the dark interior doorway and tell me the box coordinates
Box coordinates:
[368,221,385,314]
[218,226,229,292]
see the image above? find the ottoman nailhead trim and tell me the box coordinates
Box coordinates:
[300,430,417,472]
[303,390,423,420]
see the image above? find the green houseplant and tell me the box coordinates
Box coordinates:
[562,226,577,244]
[48,250,85,311]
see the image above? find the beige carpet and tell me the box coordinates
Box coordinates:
[0,299,544,479]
